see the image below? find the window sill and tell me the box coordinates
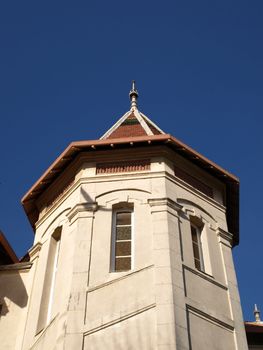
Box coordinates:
[196,267,214,279]
[183,264,228,291]
[88,265,154,293]
[35,313,58,338]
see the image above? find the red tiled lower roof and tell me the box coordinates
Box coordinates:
[245,322,263,333]
[0,232,19,264]
[107,123,148,138]
[21,133,239,246]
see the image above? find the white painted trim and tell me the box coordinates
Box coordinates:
[100,108,164,140]
[133,109,153,135]
[100,111,131,139]
[201,224,213,275]
[111,207,133,272]
[191,223,205,272]
[140,111,165,134]
[46,236,61,324]
[131,210,134,270]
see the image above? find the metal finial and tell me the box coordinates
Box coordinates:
[254,304,261,323]
[129,80,139,110]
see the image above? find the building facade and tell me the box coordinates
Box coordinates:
[0,83,248,349]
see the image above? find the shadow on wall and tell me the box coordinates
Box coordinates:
[0,268,29,317]
[80,187,111,212]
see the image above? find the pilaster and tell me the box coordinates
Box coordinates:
[217,227,248,350]
[20,242,42,350]
[65,201,97,349]
[149,198,188,349]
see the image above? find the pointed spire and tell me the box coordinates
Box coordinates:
[129,80,139,110]
[254,304,261,323]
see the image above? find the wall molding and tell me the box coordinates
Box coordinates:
[165,171,226,213]
[217,227,233,247]
[67,202,98,223]
[183,264,228,291]
[187,304,234,331]
[0,262,32,271]
[148,197,183,214]
[87,265,154,293]
[28,242,42,261]
[83,303,156,336]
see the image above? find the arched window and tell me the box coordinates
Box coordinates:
[190,222,204,271]
[111,204,133,272]
[36,226,62,333]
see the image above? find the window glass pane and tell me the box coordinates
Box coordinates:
[192,242,200,260]
[194,258,201,270]
[115,241,131,256]
[115,257,131,271]
[116,226,131,240]
[191,226,198,243]
[116,212,131,225]
[191,223,205,271]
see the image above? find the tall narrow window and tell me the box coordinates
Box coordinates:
[191,223,204,271]
[36,226,62,333]
[112,206,133,272]
[46,232,61,323]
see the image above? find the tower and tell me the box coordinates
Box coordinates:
[0,83,248,349]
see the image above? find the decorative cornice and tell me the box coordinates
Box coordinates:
[0,262,32,271]
[96,159,150,174]
[174,165,213,199]
[217,227,233,247]
[166,171,226,213]
[148,197,183,214]
[67,202,98,223]
[28,242,42,261]
[45,179,74,211]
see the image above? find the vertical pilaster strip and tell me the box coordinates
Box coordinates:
[217,228,248,350]
[149,198,188,350]
[21,242,42,350]
[65,202,97,349]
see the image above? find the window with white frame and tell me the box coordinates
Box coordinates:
[46,231,61,323]
[36,226,62,333]
[112,205,133,272]
[190,222,205,271]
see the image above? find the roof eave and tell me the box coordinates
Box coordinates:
[21,134,239,246]
[0,231,19,263]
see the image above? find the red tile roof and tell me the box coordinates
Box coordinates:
[245,322,263,333]
[0,231,19,264]
[101,109,163,140]
[21,132,239,247]
[107,122,147,139]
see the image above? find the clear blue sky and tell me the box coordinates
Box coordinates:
[0,0,262,321]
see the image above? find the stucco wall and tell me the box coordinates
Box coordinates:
[18,151,247,349]
[0,266,30,350]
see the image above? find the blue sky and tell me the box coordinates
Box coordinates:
[0,0,262,321]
